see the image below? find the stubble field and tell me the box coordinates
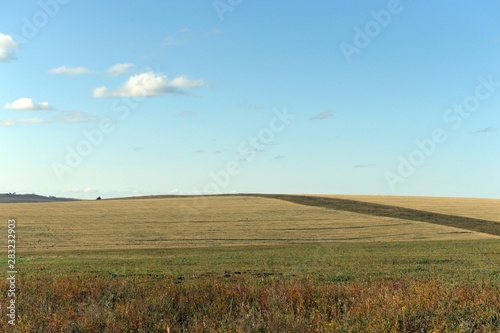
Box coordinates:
[1,194,499,332]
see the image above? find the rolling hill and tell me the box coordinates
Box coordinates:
[2,194,498,254]
[0,193,78,203]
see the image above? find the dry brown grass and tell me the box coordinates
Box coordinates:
[1,274,499,333]
[1,195,497,254]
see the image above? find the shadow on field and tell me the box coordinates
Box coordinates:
[250,194,500,237]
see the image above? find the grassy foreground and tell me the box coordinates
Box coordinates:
[1,275,499,332]
[1,195,499,331]
[2,242,499,331]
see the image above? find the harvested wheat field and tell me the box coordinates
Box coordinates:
[2,195,498,254]
[324,195,500,222]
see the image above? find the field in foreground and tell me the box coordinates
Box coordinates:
[1,275,499,332]
[1,194,499,332]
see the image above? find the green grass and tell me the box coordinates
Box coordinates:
[5,239,499,284]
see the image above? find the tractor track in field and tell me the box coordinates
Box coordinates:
[249,194,500,237]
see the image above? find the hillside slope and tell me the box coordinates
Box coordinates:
[253,194,500,237]
[0,195,497,252]
[323,195,500,222]
[0,193,78,203]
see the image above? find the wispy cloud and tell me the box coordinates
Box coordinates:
[93,71,204,98]
[106,63,134,77]
[161,36,181,46]
[0,33,18,62]
[4,98,52,111]
[177,110,195,117]
[161,28,222,46]
[237,101,265,111]
[273,155,286,160]
[205,28,224,35]
[48,66,92,75]
[67,187,99,194]
[353,164,376,169]
[53,110,99,123]
[0,117,45,127]
[309,110,334,121]
[0,111,98,127]
[472,126,497,134]
[214,149,226,154]
[49,63,135,76]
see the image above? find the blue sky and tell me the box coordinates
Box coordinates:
[1,0,499,199]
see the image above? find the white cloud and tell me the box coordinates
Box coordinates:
[53,110,99,123]
[0,117,45,127]
[309,110,334,121]
[169,76,205,88]
[472,126,497,134]
[49,63,134,76]
[0,111,98,127]
[206,28,223,35]
[83,187,99,193]
[106,63,134,77]
[177,110,195,117]
[161,36,181,46]
[0,33,18,62]
[67,187,99,194]
[93,71,204,98]
[4,98,52,111]
[48,66,91,75]
[353,164,376,169]
[0,119,16,127]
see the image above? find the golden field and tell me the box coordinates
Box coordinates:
[323,194,500,222]
[1,195,498,253]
